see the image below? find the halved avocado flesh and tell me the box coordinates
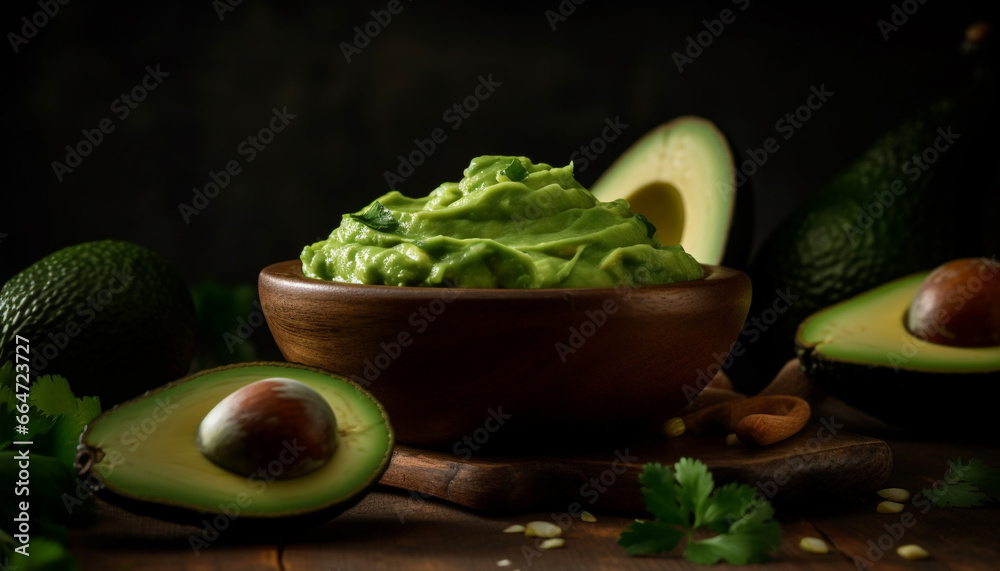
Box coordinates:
[77,362,393,524]
[797,273,1000,430]
[590,116,749,267]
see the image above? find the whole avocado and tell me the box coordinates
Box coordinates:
[0,240,196,405]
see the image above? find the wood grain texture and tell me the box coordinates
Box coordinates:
[259,260,751,445]
[70,431,1000,570]
[379,422,893,513]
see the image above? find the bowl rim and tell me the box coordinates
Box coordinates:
[260,260,747,300]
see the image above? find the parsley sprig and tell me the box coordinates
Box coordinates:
[619,459,782,565]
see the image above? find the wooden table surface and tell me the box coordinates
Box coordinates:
[69,415,1000,571]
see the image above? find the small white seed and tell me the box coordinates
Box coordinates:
[877,501,904,513]
[877,488,911,502]
[524,521,562,538]
[798,537,829,554]
[502,524,525,533]
[539,538,565,550]
[726,433,741,446]
[664,417,686,437]
[496,559,512,567]
[580,511,596,523]
[897,544,930,560]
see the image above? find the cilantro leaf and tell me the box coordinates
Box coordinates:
[349,201,398,233]
[619,520,685,556]
[635,213,657,239]
[619,459,782,565]
[674,457,715,528]
[638,463,685,525]
[500,159,528,182]
[923,458,1000,508]
[960,458,1000,500]
[701,482,756,534]
[925,482,992,508]
[31,375,80,419]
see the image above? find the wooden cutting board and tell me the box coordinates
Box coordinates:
[379,422,891,514]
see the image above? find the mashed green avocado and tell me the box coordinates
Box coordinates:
[301,156,704,288]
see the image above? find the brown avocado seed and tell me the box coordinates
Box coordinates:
[196,378,338,479]
[905,257,1000,347]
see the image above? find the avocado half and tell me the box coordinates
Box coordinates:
[796,272,1000,431]
[76,362,394,527]
[590,116,753,268]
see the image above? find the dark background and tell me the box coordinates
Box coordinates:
[3,0,997,286]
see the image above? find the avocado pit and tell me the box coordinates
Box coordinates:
[196,377,338,479]
[905,257,1000,348]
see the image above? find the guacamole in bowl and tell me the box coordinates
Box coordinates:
[300,156,703,288]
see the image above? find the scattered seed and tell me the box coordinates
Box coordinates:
[726,433,741,446]
[897,544,930,560]
[877,501,904,513]
[496,559,512,567]
[524,521,562,538]
[664,417,686,437]
[798,537,829,554]
[877,488,911,502]
[502,524,525,533]
[539,538,565,550]
[580,511,596,523]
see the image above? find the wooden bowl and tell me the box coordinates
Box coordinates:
[259,261,751,446]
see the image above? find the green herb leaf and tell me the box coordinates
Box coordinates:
[349,201,398,233]
[31,375,80,419]
[960,458,1000,500]
[619,520,685,556]
[500,159,528,182]
[923,458,1000,508]
[619,459,782,564]
[636,213,657,239]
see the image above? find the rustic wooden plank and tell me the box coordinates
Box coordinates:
[283,490,857,571]
[380,422,892,513]
[69,502,281,571]
[805,436,1000,571]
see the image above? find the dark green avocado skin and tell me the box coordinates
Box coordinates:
[797,343,998,434]
[740,61,998,391]
[0,240,196,405]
